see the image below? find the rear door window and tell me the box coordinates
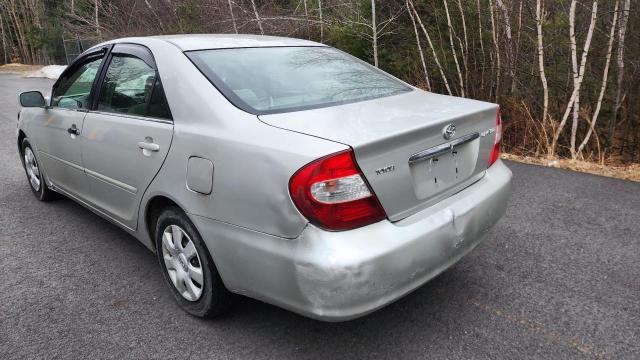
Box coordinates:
[97,54,171,120]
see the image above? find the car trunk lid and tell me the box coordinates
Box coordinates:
[259,89,499,221]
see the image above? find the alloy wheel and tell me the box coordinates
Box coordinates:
[24,147,41,191]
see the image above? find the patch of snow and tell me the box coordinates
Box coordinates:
[26,65,67,80]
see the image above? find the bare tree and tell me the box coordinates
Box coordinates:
[443,0,464,96]
[371,0,378,67]
[578,0,620,157]
[568,0,580,158]
[0,13,7,64]
[408,0,452,95]
[455,0,469,89]
[250,0,264,35]
[144,0,165,32]
[552,0,598,157]
[95,0,100,35]
[496,0,515,92]
[456,0,468,64]
[535,0,550,154]
[513,0,523,91]
[488,0,500,101]
[476,0,486,94]
[319,0,324,42]
[406,0,430,90]
[302,0,310,38]
[227,0,238,34]
[331,1,403,68]
[609,0,631,145]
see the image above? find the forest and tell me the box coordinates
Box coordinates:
[1,0,638,164]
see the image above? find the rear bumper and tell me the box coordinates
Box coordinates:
[192,160,512,321]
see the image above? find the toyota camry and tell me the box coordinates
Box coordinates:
[17,35,512,321]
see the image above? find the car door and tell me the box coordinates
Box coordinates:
[32,51,107,199]
[80,44,174,230]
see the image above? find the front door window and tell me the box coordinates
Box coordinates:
[52,57,103,109]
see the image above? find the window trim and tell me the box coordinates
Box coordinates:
[91,43,173,122]
[50,46,111,110]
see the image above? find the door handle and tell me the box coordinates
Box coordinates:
[67,124,80,136]
[138,137,160,156]
[137,141,160,152]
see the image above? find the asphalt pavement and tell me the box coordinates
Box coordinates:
[1,73,638,359]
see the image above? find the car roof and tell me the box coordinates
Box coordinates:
[149,34,326,51]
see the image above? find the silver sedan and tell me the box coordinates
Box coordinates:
[17,35,511,321]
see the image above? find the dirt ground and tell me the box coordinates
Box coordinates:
[0,63,42,74]
[502,153,640,182]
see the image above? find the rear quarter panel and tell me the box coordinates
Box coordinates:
[134,38,346,247]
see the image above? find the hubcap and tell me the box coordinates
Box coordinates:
[24,147,41,191]
[161,225,204,301]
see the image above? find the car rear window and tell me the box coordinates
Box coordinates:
[187,47,412,115]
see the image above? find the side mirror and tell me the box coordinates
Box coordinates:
[19,91,46,108]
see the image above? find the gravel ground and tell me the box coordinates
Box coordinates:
[1,74,639,359]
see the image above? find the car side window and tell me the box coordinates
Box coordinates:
[97,54,171,119]
[52,57,103,109]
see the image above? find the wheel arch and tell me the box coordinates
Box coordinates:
[17,129,27,155]
[144,194,186,252]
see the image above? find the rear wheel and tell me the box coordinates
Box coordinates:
[21,138,56,201]
[155,206,235,318]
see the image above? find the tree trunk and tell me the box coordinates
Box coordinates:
[535,0,550,154]
[8,0,30,63]
[513,0,523,91]
[578,0,620,157]
[476,0,485,95]
[408,0,452,95]
[371,0,378,67]
[95,0,100,35]
[488,0,500,101]
[455,0,469,91]
[551,0,598,157]
[227,0,238,34]
[251,0,264,35]
[303,0,310,39]
[0,13,7,65]
[609,0,630,146]
[406,0,430,90]
[569,0,580,159]
[496,0,515,93]
[443,0,464,96]
[144,0,165,32]
[318,0,324,43]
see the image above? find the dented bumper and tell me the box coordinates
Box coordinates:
[193,160,512,321]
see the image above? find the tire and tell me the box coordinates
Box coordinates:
[21,138,57,201]
[155,206,235,318]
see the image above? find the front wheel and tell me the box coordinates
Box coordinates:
[155,206,235,318]
[21,138,56,201]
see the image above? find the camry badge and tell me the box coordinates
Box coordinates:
[443,124,456,140]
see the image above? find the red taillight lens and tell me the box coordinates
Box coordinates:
[488,107,502,166]
[289,149,386,231]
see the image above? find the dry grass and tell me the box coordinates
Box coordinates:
[502,153,640,182]
[0,63,42,74]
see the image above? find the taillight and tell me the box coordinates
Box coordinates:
[289,149,386,231]
[488,107,502,166]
